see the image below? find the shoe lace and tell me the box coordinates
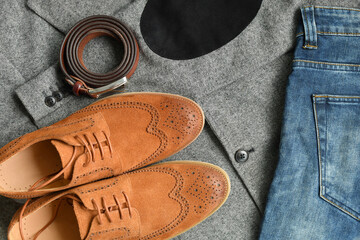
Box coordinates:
[18,192,131,240]
[28,131,113,192]
[75,131,113,167]
[92,192,133,224]
[19,195,81,240]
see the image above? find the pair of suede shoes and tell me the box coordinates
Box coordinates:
[0,92,231,240]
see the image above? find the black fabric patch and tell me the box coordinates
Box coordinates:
[140,0,263,60]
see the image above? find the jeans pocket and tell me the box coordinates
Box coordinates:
[313,95,360,221]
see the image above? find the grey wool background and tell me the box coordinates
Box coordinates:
[1,0,360,239]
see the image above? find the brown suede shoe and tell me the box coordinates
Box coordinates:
[0,93,204,198]
[8,161,230,240]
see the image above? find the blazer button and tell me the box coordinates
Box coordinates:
[235,149,249,162]
[52,91,64,102]
[44,96,56,107]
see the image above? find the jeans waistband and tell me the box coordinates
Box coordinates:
[297,6,360,49]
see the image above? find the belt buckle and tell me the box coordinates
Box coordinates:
[88,77,128,98]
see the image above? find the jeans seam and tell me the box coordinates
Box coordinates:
[320,194,360,221]
[312,6,360,12]
[313,97,324,196]
[314,95,360,100]
[296,31,360,37]
[303,44,318,48]
[294,59,360,67]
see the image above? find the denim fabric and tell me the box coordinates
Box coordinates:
[260,6,360,239]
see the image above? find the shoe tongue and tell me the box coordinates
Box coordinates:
[50,140,76,179]
[73,200,96,239]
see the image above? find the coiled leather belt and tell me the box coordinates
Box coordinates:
[60,15,139,98]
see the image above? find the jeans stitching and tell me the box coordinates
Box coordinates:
[294,59,360,67]
[318,31,360,36]
[303,44,318,49]
[296,31,360,37]
[314,95,360,99]
[314,6,360,12]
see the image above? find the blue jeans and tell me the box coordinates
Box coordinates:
[260,6,360,239]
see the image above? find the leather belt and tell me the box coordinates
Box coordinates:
[60,15,139,98]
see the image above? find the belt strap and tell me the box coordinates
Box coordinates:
[59,15,139,98]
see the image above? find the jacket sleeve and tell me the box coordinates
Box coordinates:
[0,51,37,147]
[2,0,129,134]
